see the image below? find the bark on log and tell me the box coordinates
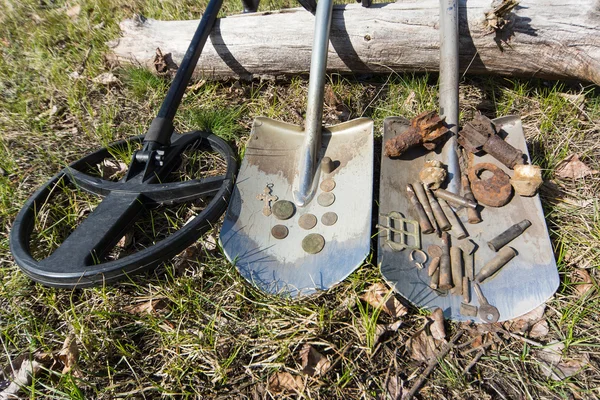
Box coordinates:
[109,0,600,84]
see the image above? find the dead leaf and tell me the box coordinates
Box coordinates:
[555,154,598,180]
[572,269,594,297]
[505,304,548,338]
[360,283,408,318]
[153,48,178,75]
[123,299,167,315]
[299,344,331,377]
[66,4,81,20]
[117,230,134,248]
[381,375,403,400]
[375,321,402,344]
[429,308,446,341]
[406,329,438,363]
[100,159,127,179]
[267,372,304,394]
[535,342,588,381]
[92,72,119,85]
[0,355,44,399]
[58,334,80,376]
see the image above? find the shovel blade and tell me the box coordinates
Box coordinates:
[221,117,374,297]
[378,115,559,322]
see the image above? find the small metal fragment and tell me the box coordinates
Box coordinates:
[407,184,434,234]
[424,185,451,231]
[439,232,452,290]
[473,282,500,323]
[272,200,295,220]
[384,111,449,157]
[487,219,531,252]
[438,198,468,240]
[377,211,421,251]
[410,249,428,269]
[413,182,439,234]
[476,246,517,283]
[460,302,478,317]
[321,156,335,173]
[317,192,335,207]
[462,276,470,303]
[256,184,278,216]
[468,163,513,208]
[450,246,463,295]
[428,256,440,277]
[271,225,289,239]
[320,178,336,192]
[302,233,325,254]
[434,188,477,209]
[427,245,443,259]
[430,265,440,289]
[298,213,317,230]
[459,148,482,224]
[321,212,338,226]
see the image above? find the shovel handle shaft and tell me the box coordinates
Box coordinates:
[439,0,460,194]
[295,0,333,206]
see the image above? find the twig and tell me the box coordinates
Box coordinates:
[404,330,464,400]
[463,349,485,374]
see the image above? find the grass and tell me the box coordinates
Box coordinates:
[0,0,599,398]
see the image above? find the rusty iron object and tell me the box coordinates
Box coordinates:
[407,184,434,234]
[458,114,524,169]
[475,246,517,282]
[488,219,531,252]
[384,111,449,157]
[462,276,470,303]
[468,163,513,207]
[459,149,482,224]
[439,232,452,290]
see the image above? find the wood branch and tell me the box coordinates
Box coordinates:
[109,0,600,84]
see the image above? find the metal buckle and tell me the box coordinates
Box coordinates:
[377,211,421,251]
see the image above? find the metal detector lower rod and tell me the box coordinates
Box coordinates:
[439,0,460,194]
[145,0,224,147]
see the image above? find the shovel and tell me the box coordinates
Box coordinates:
[220,0,374,297]
[377,0,558,322]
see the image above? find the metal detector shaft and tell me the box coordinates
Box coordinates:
[439,0,460,193]
[145,0,224,147]
[294,0,333,206]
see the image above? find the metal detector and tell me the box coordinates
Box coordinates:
[377,0,558,322]
[10,0,237,287]
[220,0,374,297]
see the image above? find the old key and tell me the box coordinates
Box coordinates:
[472,282,500,323]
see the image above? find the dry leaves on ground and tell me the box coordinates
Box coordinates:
[406,329,438,363]
[504,304,549,339]
[429,308,446,341]
[123,299,167,315]
[534,342,588,381]
[360,283,408,318]
[0,335,80,399]
[92,72,119,85]
[100,159,127,180]
[375,321,403,344]
[572,269,594,297]
[555,154,598,180]
[299,344,331,377]
[267,372,304,394]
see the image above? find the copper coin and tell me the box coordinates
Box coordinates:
[272,200,295,220]
[271,225,289,239]
[320,178,336,192]
[298,214,317,230]
[321,212,338,226]
[317,192,335,207]
[302,233,325,254]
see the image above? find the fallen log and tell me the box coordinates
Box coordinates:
[109,0,600,84]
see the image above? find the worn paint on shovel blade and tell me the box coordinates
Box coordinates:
[221,117,373,297]
[378,115,559,322]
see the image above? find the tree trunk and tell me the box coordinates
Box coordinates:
[108,0,600,84]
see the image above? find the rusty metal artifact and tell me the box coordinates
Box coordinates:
[468,163,513,207]
[384,111,449,157]
[458,114,524,169]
